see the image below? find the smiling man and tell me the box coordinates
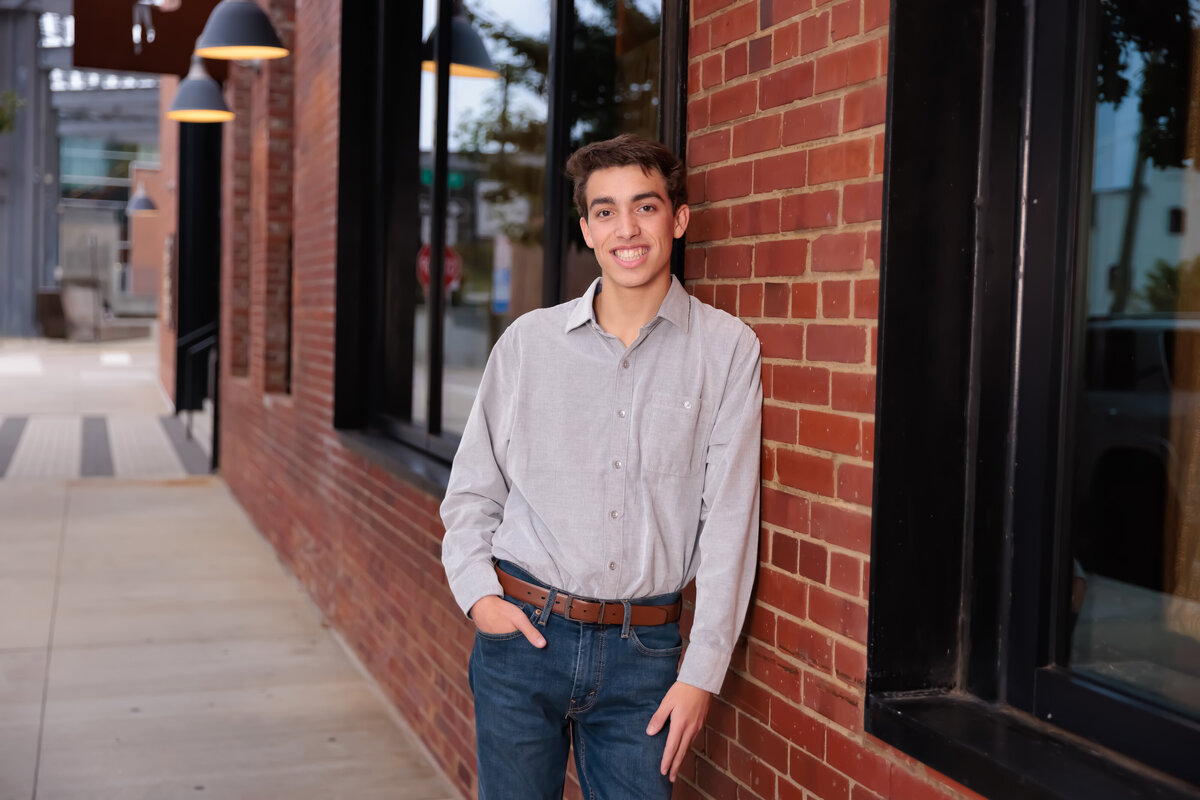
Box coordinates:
[441,134,762,800]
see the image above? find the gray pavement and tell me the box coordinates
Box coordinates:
[0,336,459,800]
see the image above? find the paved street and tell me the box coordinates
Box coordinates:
[0,336,458,800]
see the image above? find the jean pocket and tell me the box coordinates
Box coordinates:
[475,596,537,641]
[642,393,705,476]
[629,622,683,657]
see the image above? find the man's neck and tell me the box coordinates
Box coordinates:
[593,274,672,348]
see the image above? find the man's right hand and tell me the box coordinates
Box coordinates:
[469,595,547,648]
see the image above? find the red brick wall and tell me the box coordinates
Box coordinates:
[217,2,988,800]
[156,76,180,403]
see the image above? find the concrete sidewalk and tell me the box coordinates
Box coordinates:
[0,337,458,800]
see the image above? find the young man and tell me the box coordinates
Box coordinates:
[441,133,761,799]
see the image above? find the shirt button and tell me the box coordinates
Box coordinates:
[613,460,622,470]
[622,360,630,369]
[683,401,692,409]
[609,510,619,519]
[617,410,626,418]
[609,562,616,571]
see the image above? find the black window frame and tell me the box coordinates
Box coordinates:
[867,0,1200,797]
[334,0,688,470]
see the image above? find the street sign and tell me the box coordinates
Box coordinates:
[416,243,462,293]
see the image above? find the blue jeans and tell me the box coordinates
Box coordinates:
[469,562,682,800]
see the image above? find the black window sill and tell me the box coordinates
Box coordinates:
[866,693,1199,800]
[336,428,451,500]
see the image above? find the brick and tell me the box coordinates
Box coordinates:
[711,3,758,47]
[733,115,783,157]
[831,371,875,413]
[791,747,852,800]
[688,61,702,95]
[684,249,705,281]
[874,130,886,174]
[739,714,792,772]
[733,199,781,237]
[747,602,776,645]
[715,283,738,315]
[806,324,867,363]
[865,0,889,30]
[761,282,788,317]
[815,49,848,94]
[866,228,881,267]
[724,671,773,723]
[703,53,725,89]
[760,62,815,110]
[696,758,741,800]
[706,162,754,202]
[711,82,759,124]
[843,180,883,223]
[689,207,731,242]
[707,243,754,278]
[838,462,873,505]
[843,84,887,132]
[726,41,749,80]
[749,35,772,73]
[688,130,731,167]
[686,171,706,206]
[772,364,829,404]
[748,642,804,701]
[728,742,777,798]
[774,23,800,63]
[811,502,871,553]
[862,420,875,462]
[798,409,861,456]
[761,486,811,532]
[827,730,890,796]
[808,138,873,185]
[809,585,869,642]
[782,99,841,145]
[823,280,851,318]
[765,403,799,445]
[791,282,819,318]
[687,96,709,131]
[754,322,805,360]
[890,764,964,800]
[800,11,830,55]
[756,568,808,616]
[777,616,834,671]
[753,238,805,277]
[769,0,816,25]
[847,39,881,84]
[782,189,839,231]
[854,278,879,318]
[771,530,800,571]
[694,0,737,19]
[769,696,825,757]
[829,551,862,595]
[739,282,764,316]
[831,0,861,40]
[691,20,711,58]
[776,449,835,496]
[854,786,888,800]
[753,150,808,194]
[835,641,867,684]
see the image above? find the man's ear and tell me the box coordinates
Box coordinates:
[673,204,690,239]
[580,216,595,249]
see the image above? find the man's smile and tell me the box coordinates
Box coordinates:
[613,247,649,265]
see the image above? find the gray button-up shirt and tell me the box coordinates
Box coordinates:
[441,276,762,693]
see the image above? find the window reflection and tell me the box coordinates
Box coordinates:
[1068,0,1200,717]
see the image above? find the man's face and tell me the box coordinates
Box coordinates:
[579,165,689,293]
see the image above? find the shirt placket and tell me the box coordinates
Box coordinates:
[603,348,637,598]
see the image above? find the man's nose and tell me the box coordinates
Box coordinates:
[617,211,639,237]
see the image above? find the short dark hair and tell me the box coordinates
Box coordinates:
[564,133,686,217]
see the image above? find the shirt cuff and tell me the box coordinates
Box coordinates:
[448,559,504,619]
[676,640,731,695]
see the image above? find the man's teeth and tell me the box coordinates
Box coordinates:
[615,248,647,260]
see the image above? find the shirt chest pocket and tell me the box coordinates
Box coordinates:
[642,392,706,476]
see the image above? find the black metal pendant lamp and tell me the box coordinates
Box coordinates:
[167,55,235,122]
[421,0,499,78]
[194,0,289,61]
[126,182,158,217]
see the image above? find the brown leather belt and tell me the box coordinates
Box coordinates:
[495,567,682,626]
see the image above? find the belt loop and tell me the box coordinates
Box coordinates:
[620,600,632,638]
[538,587,558,628]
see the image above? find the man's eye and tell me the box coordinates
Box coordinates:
[595,209,612,218]
[639,204,656,213]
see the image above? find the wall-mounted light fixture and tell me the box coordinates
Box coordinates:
[167,55,235,122]
[421,0,499,78]
[194,0,289,61]
[127,182,159,216]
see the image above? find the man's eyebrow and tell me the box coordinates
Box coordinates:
[588,190,666,210]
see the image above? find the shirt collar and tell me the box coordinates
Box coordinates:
[564,275,691,334]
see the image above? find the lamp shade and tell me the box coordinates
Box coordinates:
[167,56,234,122]
[126,182,158,217]
[194,0,289,61]
[421,2,499,78]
